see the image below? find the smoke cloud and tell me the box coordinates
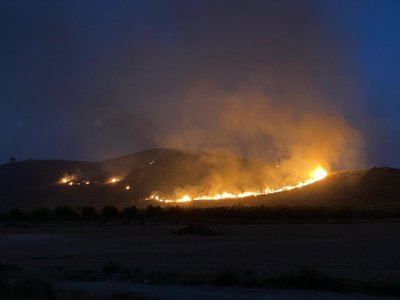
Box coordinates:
[1,0,364,178]
[126,1,362,196]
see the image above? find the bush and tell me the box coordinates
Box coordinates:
[81,206,98,219]
[121,206,138,218]
[102,206,119,218]
[144,205,162,217]
[53,206,79,220]
[7,208,28,220]
[32,208,52,220]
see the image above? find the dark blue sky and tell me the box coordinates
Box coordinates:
[1,0,399,167]
[320,0,400,167]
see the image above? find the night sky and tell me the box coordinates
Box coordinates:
[1,0,399,167]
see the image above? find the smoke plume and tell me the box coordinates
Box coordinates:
[134,1,365,197]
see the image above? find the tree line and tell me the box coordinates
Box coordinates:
[0,204,399,223]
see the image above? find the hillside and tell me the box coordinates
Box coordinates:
[0,148,219,211]
[202,167,400,209]
[0,148,400,211]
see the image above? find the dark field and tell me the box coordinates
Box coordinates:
[1,223,400,282]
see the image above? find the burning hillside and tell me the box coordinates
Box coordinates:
[1,5,363,210]
[0,149,399,211]
[52,148,329,204]
[146,166,328,203]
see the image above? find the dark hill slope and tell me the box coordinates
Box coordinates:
[209,167,400,209]
[0,148,215,211]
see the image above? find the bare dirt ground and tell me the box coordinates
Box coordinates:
[0,222,399,282]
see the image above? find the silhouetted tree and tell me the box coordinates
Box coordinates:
[32,208,51,220]
[102,206,119,218]
[9,157,16,163]
[53,206,78,219]
[121,206,138,218]
[7,208,27,220]
[81,206,98,218]
[145,205,162,217]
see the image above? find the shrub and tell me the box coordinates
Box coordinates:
[144,205,162,217]
[53,206,79,220]
[121,206,138,218]
[81,206,98,219]
[7,208,27,220]
[102,206,119,218]
[32,208,52,220]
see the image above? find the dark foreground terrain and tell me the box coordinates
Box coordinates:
[2,223,399,281]
[1,222,399,299]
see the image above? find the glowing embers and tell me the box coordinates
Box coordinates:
[59,174,126,186]
[59,175,76,185]
[57,173,135,193]
[147,194,191,203]
[107,176,122,184]
[59,175,88,186]
[147,165,329,203]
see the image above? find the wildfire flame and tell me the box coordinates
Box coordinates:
[147,165,328,203]
[59,175,75,185]
[57,166,328,202]
[309,166,328,181]
[107,176,122,184]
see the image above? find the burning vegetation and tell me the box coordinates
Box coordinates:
[147,165,328,203]
[107,176,122,184]
[56,162,328,203]
[58,174,130,191]
[58,175,76,185]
